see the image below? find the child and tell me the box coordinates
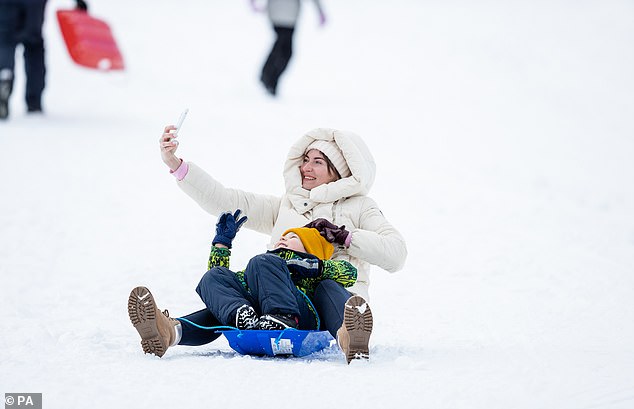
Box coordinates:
[203,209,357,331]
[128,209,357,357]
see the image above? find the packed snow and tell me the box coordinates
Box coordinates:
[1,1,633,408]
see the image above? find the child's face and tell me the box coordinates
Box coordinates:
[274,232,306,253]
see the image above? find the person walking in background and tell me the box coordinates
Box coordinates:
[158,125,407,363]
[0,0,87,119]
[251,0,326,96]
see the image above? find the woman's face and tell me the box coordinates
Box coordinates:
[300,149,339,190]
[274,232,306,253]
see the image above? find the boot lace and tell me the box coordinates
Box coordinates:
[162,309,178,324]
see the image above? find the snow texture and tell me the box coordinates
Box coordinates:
[1,1,633,408]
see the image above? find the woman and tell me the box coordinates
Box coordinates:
[159,126,407,362]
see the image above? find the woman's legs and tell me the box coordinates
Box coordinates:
[176,308,222,346]
[313,280,374,364]
[312,279,352,337]
[128,267,254,356]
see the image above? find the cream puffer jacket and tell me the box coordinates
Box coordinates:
[177,128,407,299]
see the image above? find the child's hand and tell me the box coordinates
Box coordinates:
[213,209,248,249]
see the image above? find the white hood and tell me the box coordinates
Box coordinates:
[283,128,376,210]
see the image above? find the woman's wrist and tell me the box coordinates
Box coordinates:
[170,160,188,181]
[166,157,183,171]
[344,231,352,247]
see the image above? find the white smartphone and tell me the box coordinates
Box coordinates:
[174,108,189,136]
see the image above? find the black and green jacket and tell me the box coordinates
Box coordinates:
[207,246,357,298]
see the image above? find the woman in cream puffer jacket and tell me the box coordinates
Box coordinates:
[175,128,407,300]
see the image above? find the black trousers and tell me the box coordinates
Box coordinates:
[312,280,353,338]
[260,25,294,92]
[0,1,47,110]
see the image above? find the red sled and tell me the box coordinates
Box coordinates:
[56,9,124,71]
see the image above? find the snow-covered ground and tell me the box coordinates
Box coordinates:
[1,1,634,408]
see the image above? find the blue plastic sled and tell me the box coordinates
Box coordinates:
[220,329,334,357]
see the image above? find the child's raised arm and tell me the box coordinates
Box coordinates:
[207,209,248,270]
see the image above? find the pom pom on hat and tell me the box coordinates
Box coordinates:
[306,140,351,178]
[282,227,334,260]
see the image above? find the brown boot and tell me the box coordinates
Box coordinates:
[127,286,179,357]
[337,295,373,364]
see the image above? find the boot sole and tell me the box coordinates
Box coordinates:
[127,286,167,357]
[340,295,373,363]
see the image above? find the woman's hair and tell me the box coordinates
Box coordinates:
[322,152,342,180]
